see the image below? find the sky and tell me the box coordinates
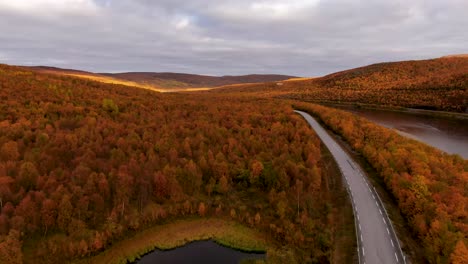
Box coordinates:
[0,0,466,76]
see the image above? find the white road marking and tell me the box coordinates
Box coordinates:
[363,247,365,257]
[361,234,363,242]
[295,112,404,264]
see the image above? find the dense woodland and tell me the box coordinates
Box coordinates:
[0,65,350,263]
[220,57,468,112]
[1,55,467,264]
[294,102,468,264]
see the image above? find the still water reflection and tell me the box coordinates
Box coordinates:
[337,107,468,159]
[136,240,265,264]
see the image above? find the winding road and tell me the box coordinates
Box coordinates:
[295,110,406,264]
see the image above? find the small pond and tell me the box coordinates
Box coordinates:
[135,240,265,264]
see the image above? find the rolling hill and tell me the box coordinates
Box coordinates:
[441,54,468,58]
[219,57,468,112]
[101,72,297,88]
[26,66,296,91]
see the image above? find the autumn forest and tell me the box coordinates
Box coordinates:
[0,64,353,263]
[0,56,467,264]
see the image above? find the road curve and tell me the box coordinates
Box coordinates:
[295,110,406,264]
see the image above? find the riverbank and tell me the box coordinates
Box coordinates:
[74,218,270,264]
[288,99,468,120]
[322,102,468,158]
[294,102,467,263]
[293,103,425,263]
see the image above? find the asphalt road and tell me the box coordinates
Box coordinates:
[295,110,406,264]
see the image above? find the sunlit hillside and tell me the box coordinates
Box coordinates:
[217,57,468,112]
[25,66,171,92]
[26,66,296,92]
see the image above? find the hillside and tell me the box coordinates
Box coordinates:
[101,72,296,88]
[219,57,468,112]
[26,66,170,92]
[28,66,100,76]
[0,64,351,264]
[316,57,468,90]
[441,54,468,58]
[26,66,295,90]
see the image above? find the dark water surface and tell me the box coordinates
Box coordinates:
[337,107,468,158]
[136,240,265,264]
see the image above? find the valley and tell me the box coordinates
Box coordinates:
[26,66,295,92]
[2,1,467,263]
[0,56,466,264]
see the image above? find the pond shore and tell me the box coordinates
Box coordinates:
[74,218,270,264]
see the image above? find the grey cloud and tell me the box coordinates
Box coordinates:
[0,0,466,76]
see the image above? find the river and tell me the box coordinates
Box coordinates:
[136,240,265,264]
[334,106,468,159]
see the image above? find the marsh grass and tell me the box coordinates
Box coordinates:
[75,218,269,264]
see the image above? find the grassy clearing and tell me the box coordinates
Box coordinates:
[74,218,270,264]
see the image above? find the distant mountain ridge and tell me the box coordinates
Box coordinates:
[26,66,296,89]
[101,72,297,88]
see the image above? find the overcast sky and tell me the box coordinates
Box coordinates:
[0,0,466,76]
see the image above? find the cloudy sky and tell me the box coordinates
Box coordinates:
[0,0,466,76]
